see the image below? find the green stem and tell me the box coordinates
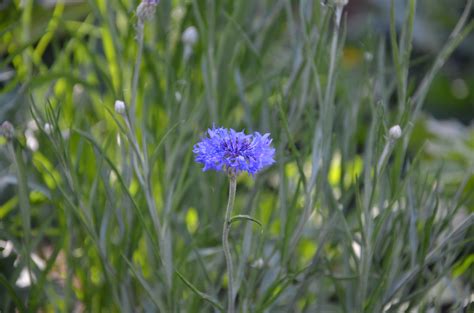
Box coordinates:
[9,141,33,308]
[130,20,144,128]
[222,175,237,313]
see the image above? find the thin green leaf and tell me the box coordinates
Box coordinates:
[175,269,224,312]
[229,214,262,227]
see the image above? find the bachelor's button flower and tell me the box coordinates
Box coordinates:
[193,126,275,176]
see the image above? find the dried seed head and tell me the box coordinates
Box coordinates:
[0,121,14,140]
[137,0,159,22]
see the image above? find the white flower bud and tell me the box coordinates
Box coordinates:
[27,120,39,132]
[175,91,182,102]
[389,125,402,140]
[26,135,39,151]
[182,26,199,46]
[364,52,373,62]
[44,123,53,135]
[62,129,71,140]
[251,258,264,269]
[114,100,126,115]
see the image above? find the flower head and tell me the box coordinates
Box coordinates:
[193,126,275,176]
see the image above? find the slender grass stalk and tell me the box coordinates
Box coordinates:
[323,2,343,107]
[8,140,33,309]
[130,19,144,129]
[377,125,402,175]
[222,174,237,313]
[288,0,345,257]
[119,0,174,303]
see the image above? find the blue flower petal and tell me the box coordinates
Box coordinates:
[193,126,275,176]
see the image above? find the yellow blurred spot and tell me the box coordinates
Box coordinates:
[258,194,276,226]
[298,239,317,264]
[30,191,47,203]
[328,153,363,188]
[54,78,67,97]
[133,236,151,278]
[33,152,62,189]
[342,47,363,69]
[270,220,280,236]
[90,266,102,285]
[0,197,18,219]
[328,153,341,186]
[453,254,474,278]
[185,207,199,234]
[129,180,139,196]
[101,26,120,92]
[222,272,228,288]
[285,161,298,178]
[271,285,283,299]
[234,106,245,123]
[237,172,254,187]
[344,155,363,187]
[157,106,169,129]
[268,93,282,108]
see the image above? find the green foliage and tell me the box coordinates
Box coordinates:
[0,0,473,312]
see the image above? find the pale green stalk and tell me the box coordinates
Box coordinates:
[130,19,144,130]
[8,141,33,308]
[222,175,237,313]
[288,1,345,257]
[123,1,173,299]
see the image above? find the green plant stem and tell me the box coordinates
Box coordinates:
[223,175,237,313]
[377,139,395,175]
[9,141,32,308]
[125,11,172,299]
[130,20,144,129]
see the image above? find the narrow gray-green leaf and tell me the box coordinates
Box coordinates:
[229,214,262,227]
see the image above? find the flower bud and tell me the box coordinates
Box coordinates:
[0,121,14,140]
[182,26,199,46]
[137,0,159,22]
[114,100,126,115]
[251,258,265,269]
[389,125,402,140]
[175,91,182,102]
[44,123,53,135]
[364,52,373,62]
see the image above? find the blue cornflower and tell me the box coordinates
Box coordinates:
[193,126,275,176]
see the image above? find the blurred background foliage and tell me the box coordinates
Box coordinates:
[0,0,473,312]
